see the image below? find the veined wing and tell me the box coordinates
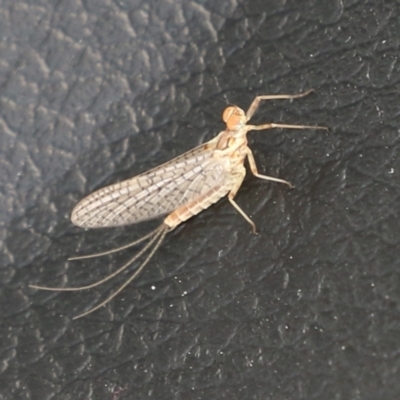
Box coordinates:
[71,135,229,228]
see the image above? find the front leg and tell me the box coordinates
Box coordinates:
[246,147,293,188]
[246,122,326,132]
[246,89,314,121]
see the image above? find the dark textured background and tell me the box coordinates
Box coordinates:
[1,0,400,399]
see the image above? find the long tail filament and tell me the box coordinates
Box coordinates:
[29,223,170,319]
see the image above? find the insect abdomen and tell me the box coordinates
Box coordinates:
[164,183,233,229]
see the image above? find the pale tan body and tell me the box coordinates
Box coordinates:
[31,90,326,318]
[72,91,319,234]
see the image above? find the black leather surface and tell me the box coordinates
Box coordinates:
[2,0,400,399]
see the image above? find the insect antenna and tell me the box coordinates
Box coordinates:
[29,223,170,319]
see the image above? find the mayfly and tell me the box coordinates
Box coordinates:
[30,90,327,319]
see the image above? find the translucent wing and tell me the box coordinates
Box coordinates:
[71,135,229,228]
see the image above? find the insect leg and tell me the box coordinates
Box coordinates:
[246,89,314,121]
[246,147,293,188]
[246,122,327,132]
[226,169,258,234]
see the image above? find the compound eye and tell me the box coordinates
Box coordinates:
[222,106,244,130]
[222,106,236,123]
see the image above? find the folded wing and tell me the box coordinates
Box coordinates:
[71,138,229,228]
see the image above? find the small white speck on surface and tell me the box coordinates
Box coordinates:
[283,271,289,289]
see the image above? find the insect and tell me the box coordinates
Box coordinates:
[30,89,327,319]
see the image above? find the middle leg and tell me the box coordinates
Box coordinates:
[246,147,293,188]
